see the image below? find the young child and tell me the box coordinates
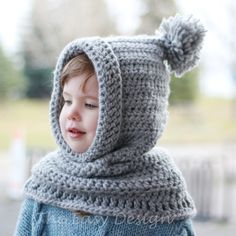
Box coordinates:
[15,15,205,236]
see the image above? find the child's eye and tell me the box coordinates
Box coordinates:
[85,103,98,109]
[64,99,72,105]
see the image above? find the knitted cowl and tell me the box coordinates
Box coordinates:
[24,15,205,222]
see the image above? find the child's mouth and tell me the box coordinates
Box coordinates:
[68,128,86,138]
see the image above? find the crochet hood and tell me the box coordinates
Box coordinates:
[24,15,205,222]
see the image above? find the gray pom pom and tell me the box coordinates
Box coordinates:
[157,15,206,77]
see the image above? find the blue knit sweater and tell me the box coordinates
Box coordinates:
[15,198,196,236]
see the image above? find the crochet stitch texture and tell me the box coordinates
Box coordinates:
[24,15,205,222]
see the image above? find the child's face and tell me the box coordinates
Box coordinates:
[59,74,99,153]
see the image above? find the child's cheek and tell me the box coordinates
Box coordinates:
[59,109,66,131]
[87,111,99,132]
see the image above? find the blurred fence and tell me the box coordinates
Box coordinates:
[25,144,236,223]
[170,144,236,223]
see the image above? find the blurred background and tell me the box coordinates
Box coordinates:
[0,0,236,235]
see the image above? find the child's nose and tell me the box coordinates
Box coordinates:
[67,106,81,121]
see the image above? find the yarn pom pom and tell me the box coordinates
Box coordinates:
[157,15,206,77]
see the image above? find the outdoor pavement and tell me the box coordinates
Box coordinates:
[0,196,21,236]
[194,221,236,236]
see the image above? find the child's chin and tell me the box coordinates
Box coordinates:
[70,145,88,154]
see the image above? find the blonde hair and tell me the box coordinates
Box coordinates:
[61,53,95,87]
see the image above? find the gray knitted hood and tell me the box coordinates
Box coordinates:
[24,15,205,222]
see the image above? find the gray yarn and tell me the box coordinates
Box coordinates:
[24,15,205,222]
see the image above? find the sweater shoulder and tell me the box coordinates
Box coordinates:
[14,198,42,236]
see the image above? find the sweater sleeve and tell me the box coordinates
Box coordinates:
[174,219,196,236]
[14,198,35,236]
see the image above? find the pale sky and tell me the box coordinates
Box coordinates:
[0,0,31,53]
[0,0,235,97]
[177,0,235,98]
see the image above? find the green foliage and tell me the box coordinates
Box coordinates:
[20,0,118,99]
[0,45,25,100]
[24,65,52,98]
[169,69,199,105]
